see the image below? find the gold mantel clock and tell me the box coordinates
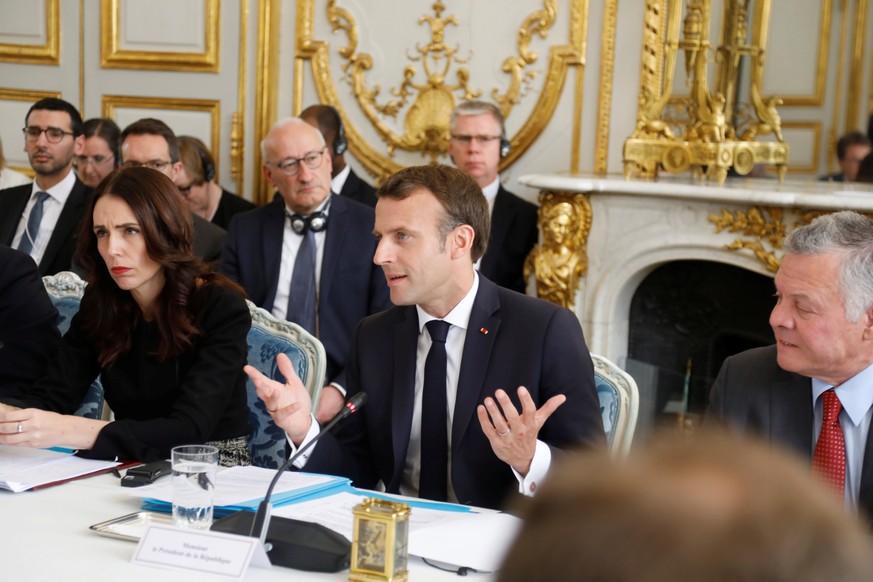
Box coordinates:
[623,0,788,184]
[349,498,411,582]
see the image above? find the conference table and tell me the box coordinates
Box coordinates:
[2,472,495,580]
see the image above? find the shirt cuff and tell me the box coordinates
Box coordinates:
[328,382,347,398]
[286,413,319,468]
[512,439,551,496]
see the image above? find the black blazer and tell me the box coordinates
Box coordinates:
[0,178,90,276]
[304,276,605,510]
[340,167,377,207]
[211,188,256,230]
[0,245,61,400]
[192,213,226,264]
[479,185,539,294]
[219,194,390,386]
[707,345,873,520]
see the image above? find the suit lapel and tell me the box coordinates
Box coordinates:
[388,307,419,490]
[40,179,87,273]
[452,278,501,448]
[319,194,346,308]
[0,186,30,245]
[769,372,814,457]
[261,200,285,311]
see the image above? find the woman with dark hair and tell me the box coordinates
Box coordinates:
[0,166,251,466]
[75,117,120,188]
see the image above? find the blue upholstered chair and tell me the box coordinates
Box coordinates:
[41,271,106,420]
[245,300,326,468]
[591,353,639,456]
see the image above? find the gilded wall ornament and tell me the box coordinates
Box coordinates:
[623,0,789,184]
[298,0,584,181]
[524,191,592,309]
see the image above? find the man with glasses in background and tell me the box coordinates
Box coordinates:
[220,118,389,426]
[119,118,226,263]
[447,101,538,294]
[0,97,89,276]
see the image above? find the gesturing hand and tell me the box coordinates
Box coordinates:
[476,386,566,476]
[244,353,313,445]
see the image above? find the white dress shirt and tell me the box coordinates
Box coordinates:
[331,164,351,196]
[270,197,330,324]
[290,272,551,500]
[811,362,873,511]
[11,168,77,266]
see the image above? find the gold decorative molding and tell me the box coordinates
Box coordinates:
[846,0,867,131]
[0,0,59,65]
[709,206,785,273]
[826,0,847,174]
[100,0,220,72]
[254,0,280,205]
[232,0,248,194]
[774,121,821,174]
[775,0,831,107]
[593,0,618,174]
[0,87,61,104]
[101,95,221,169]
[297,0,588,181]
[524,191,592,309]
[624,0,789,184]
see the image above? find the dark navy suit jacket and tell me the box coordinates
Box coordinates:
[0,178,90,276]
[708,345,873,520]
[339,168,377,207]
[219,194,390,386]
[479,185,539,294]
[304,275,604,510]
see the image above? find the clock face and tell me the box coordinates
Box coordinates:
[355,518,388,572]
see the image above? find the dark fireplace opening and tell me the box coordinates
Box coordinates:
[625,260,775,439]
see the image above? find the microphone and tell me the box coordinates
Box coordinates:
[211,392,367,572]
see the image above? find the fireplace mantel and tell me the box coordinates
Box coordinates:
[519,173,873,365]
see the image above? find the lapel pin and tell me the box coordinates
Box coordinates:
[480,327,489,335]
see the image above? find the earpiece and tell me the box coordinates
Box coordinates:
[327,105,348,156]
[197,143,215,182]
[288,210,329,234]
[499,137,511,159]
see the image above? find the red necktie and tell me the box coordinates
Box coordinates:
[812,389,846,499]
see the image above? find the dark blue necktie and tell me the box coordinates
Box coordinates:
[287,228,317,334]
[17,191,50,255]
[419,319,451,501]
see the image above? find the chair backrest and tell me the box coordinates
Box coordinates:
[245,300,327,468]
[41,271,105,420]
[591,353,639,456]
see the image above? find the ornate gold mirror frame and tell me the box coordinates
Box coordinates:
[294,0,588,182]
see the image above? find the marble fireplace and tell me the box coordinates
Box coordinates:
[519,173,873,433]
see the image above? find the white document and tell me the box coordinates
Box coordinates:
[0,445,120,492]
[129,465,342,507]
[271,491,463,541]
[408,512,522,573]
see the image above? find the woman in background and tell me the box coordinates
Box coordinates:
[0,166,251,466]
[75,117,120,188]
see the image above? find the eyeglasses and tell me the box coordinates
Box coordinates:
[74,154,115,167]
[121,159,173,171]
[450,134,501,145]
[22,126,75,144]
[268,148,326,177]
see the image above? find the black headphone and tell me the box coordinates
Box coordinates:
[287,197,330,234]
[499,137,511,159]
[324,105,348,156]
[196,142,215,182]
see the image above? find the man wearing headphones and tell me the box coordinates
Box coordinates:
[447,101,539,294]
[220,118,390,423]
[301,104,377,207]
[177,135,255,229]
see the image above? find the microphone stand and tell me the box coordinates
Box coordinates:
[249,392,367,550]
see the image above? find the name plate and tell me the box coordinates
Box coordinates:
[132,523,271,579]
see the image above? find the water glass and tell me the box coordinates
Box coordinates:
[171,444,219,529]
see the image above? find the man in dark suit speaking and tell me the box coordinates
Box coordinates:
[0,97,89,276]
[447,101,538,294]
[708,211,873,518]
[221,118,389,424]
[246,164,603,510]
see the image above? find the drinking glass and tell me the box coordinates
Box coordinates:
[171,444,219,529]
